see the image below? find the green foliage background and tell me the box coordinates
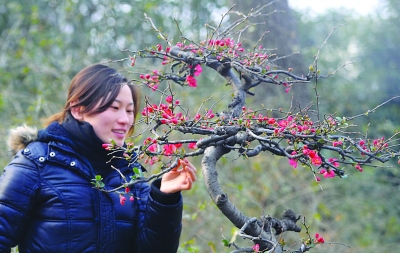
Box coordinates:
[0,0,399,252]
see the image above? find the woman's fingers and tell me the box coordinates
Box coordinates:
[180,160,197,181]
[185,165,197,181]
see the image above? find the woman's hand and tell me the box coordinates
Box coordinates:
[160,159,197,194]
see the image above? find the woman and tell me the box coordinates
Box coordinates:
[0,64,196,253]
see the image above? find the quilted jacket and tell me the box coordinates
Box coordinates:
[0,123,182,253]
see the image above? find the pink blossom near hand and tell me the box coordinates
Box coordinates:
[160,159,197,193]
[163,144,177,156]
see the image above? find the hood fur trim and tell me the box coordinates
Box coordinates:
[8,124,38,156]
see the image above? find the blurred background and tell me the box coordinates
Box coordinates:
[1,0,399,252]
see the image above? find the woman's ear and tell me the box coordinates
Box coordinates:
[70,101,84,120]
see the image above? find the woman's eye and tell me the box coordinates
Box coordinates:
[111,106,119,110]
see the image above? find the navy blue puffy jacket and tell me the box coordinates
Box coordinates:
[0,124,182,253]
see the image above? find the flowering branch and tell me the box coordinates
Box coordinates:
[103,4,400,252]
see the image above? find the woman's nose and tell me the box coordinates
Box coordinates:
[118,111,130,124]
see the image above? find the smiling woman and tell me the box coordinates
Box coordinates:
[45,64,140,139]
[0,64,197,253]
[70,84,135,146]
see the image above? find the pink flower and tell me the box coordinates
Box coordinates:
[130,196,135,202]
[278,119,288,128]
[125,187,130,193]
[332,141,342,147]
[315,233,325,244]
[149,156,159,165]
[268,118,276,124]
[163,144,177,156]
[186,75,197,87]
[206,110,215,119]
[328,158,339,167]
[289,158,297,168]
[119,195,126,205]
[288,151,298,169]
[194,64,202,76]
[102,143,112,150]
[130,56,136,67]
[166,96,173,103]
[252,244,260,253]
[188,142,197,149]
[148,144,157,152]
[306,149,322,166]
[355,163,363,172]
[320,169,335,178]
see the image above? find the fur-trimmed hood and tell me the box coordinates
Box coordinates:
[7,125,39,156]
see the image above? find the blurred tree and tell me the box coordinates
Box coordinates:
[294,2,400,252]
[226,0,310,108]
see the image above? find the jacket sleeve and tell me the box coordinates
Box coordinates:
[0,151,40,252]
[134,179,183,253]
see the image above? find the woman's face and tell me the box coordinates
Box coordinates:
[79,85,134,146]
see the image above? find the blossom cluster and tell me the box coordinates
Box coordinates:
[139,70,161,91]
[303,233,325,249]
[133,37,302,97]
[288,145,322,169]
[119,192,135,205]
[359,137,389,155]
[141,137,196,165]
[128,38,394,185]
[314,233,325,244]
[239,108,317,136]
[141,96,185,125]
